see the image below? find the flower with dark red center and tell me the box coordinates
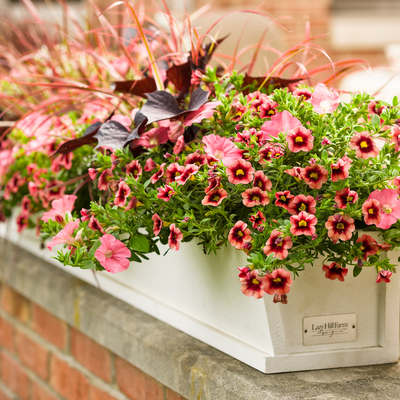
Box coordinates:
[288,195,316,215]
[301,164,328,189]
[125,197,139,211]
[240,270,266,299]
[80,209,91,222]
[114,181,131,207]
[293,88,312,100]
[258,144,275,164]
[249,211,266,228]
[98,169,113,191]
[88,215,104,233]
[350,131,379,159]
[362,199,381,226]
[238,266,250,279]
[253,170,272,191]
[201,189,228,206]
[152,213,162,236]
[356,234,378,260]
[165,163,186,184]
[331,158,351,182]
[321,137,331,146]
[150,163,166,184]
[290,211,317,236]
[226,159,254,185]
[368,100,385,116]
[176,164,199,185]
[263,230,293,260]
[16,213,29,233]
[325,214,355,243]
[88,168,98,180]
[204,175,222,194]
[335,188,358,209]
[284,167,303,181]
[287,126,314,153]
[242,187,270,207]
[275,190,294,210]
[185,152,207,167]
[228,221,251,249]
[157,185,175,202]
[247,91,267,110]
[376,269,392,283]
[322,263,348,281]
[173,136,185,155]
[125,160,142,180]
[168,223,183,251]
[259,99,278,118]
[144,158,157,172]
[392,125,400,152]
[229,101,248,121]
[367,189,400,229]
[261,269,293,295]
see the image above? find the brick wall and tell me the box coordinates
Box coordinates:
[0,285,186,400]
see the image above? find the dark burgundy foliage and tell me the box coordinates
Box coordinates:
[184,125,200,143]
[190,36,229,70]
[166,61,192,98]
[242,74,304,94]
[94,121,132,150]
[123,114,147,147]
[111,77,157,98]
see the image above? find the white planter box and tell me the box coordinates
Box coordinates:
[1,222,399,373]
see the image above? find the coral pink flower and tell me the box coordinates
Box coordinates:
[176,164,199,185]
[335,188,358,209]
[80,209,91,222]
[362,199,382,226]
[152,213,162,236]
[158,120,184,143]
[392,125,400,152]
[168,223,183,251]
[111,115,132,130]
[392,176,400,195]
[157,185,175,202]
[144,158,157,172]
[125,197,139,211]
[184,101,222,126]
[125,160,142,180]
[290,211,317,236]
[275,190,294,210]
[135,126,169,148]
[288,195,316,215]
[368,100,385,116]
[98,169,113,191]
[47,220,81,251]
[322,263,348,281]
[88,215,104,233]
[16,213,29,233]
[202,134,242,166]
[321,137,331,146]
[88,168,98,180]
[310,83,340,114]
[325,214,355,242]
[165,163,186,184]
[238,266,250,279]
[228,221,251,249]
[301,164,328,189]
[151,163,166,184]
[226,159,255,185]
[259,99,279,118]
[260,110,302,140]
[42,195,77,223]
[293,88,312,100]
[356,234,378,260]
[287,126,314,153]
[204,175,222,194]
[261,269,293,295]
[114,181,131,207]
[229,101,248,121]
[376,270,392,283]
[249,211,266,229]
[94,234,131,274]
[367,189,400,229]
[258,144,284,164]
[263,230,293,260]
[241,187,270,207]
[350,131,379,159]
[240,270,266,299]
[185,152,207,166]
[284,167,302,180]
[331,158,351,182]
[201,189,228,206]
[173,135,185,155]
[253,170,272,191]
[21,196,31,215]
[247,91,267,110]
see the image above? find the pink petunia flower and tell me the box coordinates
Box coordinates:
[325,214,355,243]
[261,268,293,295]
[202,134,242,166]
[228,221,251,249]
[144,158,157,172]
[288,195,316,215]
[322,262,348,281]
[350,131,379,159]
[249,211,266,229]
[114,181,131,207]
[157,185,175,202]
[356,234,378,261]
[125,160,142,180]
[88,168,98,180]
[240,270,266,299]
[253,170,272,191]
[367,189,400,229]
[173,135,185,155]
[47,220,81,251]
[376,269,392,283]
[290,211,318,236]
[392,125,400,152]
[135,126,169,148]
[152,213,163,236]
[94,234,131,274]
[168,223,183,251]
[201,189,228,206]
[184,101,222,126]
[241,187,270,207]
[263,230,293,260]
[301,164,328,189]
[151,163,166,184]
[335,188,358,209]
[362,199,382,226]
[42,195,77,223]
[226,159,255,185]
[111,115,132,130]
[260,110,302,140]
[310,83,340,114]
[286,126,314,153]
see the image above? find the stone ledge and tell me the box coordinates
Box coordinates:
[2,239,400,400]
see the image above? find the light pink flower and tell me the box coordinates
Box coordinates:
[110,115,132,130]
[376,270,392,283]
[42,195,77,223]
[184,101,222,126]
[135,126,169,148]
[159,120,184,143]
[173,135,185,155]
[168,224,183,251]
[202,134,242,166]
[95,234,131,274]
[367,189,400,229]
[47,220,81,251]
[310,83,340,114]
[260,110,302,140]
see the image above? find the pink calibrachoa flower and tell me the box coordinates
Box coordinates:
[275,191,294,210]
[184,101,222,126]
[286,126,314,153]
[228,221,251,249]
[16,213,29,233]
[321,137,331,146]
[80,209,91,222]
[293,88,312,100]
[368,100,385,116]
[176,164,199,185]
[185,152,207,166]
[284,167,302,180]
[21,196,31,214]
[125,197,139,211]
[253,170,272,191]
[42,195,77,223]
[259,99,279,118]
[238,266,250,279]
[152,213,162,236]
[247,91,267,110]
[263,230,293,260]
[144,158,157,172]
[47,220,81,251]
[204,175,222,194]
[202,134,242,166]
[151,163,166,184]
[301,164,328,189]
[125,160,142,180]
[135,126,169,148]
[240,270,266,299]
[392,125,400,152]
[157,185,175,202]
[288,195,316,215]
[335,188,358,209]
[350,131,379,159]
[310,83,340,114]
[331,158,351,182]
[173,135,185,155]
[290,211,318,236]
[322,263,348,281]
[226,159,255,185]
[114,181,131,207]
[94,234,131,274]
[249,211,266,229]
[165,163,186,184]
[88,215,104,233]
[229,101,248,121]
[201,189,228,206]
[168,224,183,251]
[261,269,293,295]
[325,214,355,243]
[88,168,98,180]
[98,169,113,191]
[362,199,382,226]
[367,189,400,229]
[260,110,302,140]
[376,269,392,283]
[241,187,270,207]
[258,144,284,164]
[356,234,378,260]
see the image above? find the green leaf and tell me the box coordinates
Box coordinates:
[371,114,380,129]
[129,234,150,253]
[393,96,398,107]
[129,252,142,263]
[81,260,96,270]
[383,229,400,240]
[353,266,362,277]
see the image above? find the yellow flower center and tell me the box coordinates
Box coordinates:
[133,169,138,175]
[273,278,282,283]
[299,203,306,211]
[299,220,307,227]
[346,196,353,202]
[277,242,283,247]
[295,136,303,143]
[175,171,181,176]
[310,173,318,179]
[238,231,244,237]
[257,181,263,188]
[253,196,260,201]
[280,195,286,201]
[360,245,365,251]
[268,110,274,115]
[360,141,368,148]
[368,208,374,214]
[168,190,174,195]
[252,279,260,285]
[236,169,245,176]
[337,223,345,230]
[383,205,392,214]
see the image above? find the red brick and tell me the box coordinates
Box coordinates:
[1,353,30,400]
[50,354,89,400]
[16,330,49,380]
[32,305,67,350]
[115,356,163,400]
[71,329,111,382]
[32,381,58,400]
[0,286,30,323]
[166,388,187,400]
[90,386,119,400]
[0,317,14,353]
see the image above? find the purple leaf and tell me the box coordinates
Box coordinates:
[94,121,131,150]
[188,88,210,111]
[112,77,157,98]
[123,116,147,147]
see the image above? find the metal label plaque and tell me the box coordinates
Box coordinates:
[303,314,357,346]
